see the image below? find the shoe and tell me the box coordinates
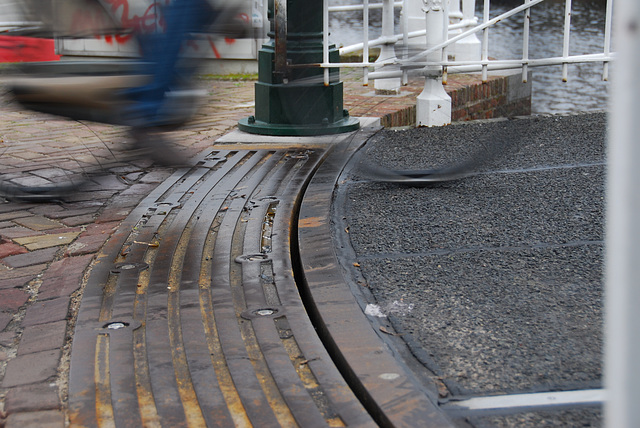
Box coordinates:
[130,127,191,168]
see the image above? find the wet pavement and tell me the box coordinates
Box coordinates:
[0,68,605,427]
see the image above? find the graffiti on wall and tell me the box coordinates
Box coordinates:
[64,0,256,58]
[68,0,164,45]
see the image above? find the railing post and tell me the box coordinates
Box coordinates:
[606,0,640,426]
[456,0,481,61]
[448,0,463,37]
[449,0,463,22]
[374,0,402,94]
[416,0,451,127]
[406,0,428,51]
[238,0,359,135]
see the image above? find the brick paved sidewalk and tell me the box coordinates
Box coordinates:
[0,68,524,427]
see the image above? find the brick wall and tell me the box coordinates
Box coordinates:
[344,70,532,128]
[448,71,532,122]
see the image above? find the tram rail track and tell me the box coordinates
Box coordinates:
[66,121,454,427]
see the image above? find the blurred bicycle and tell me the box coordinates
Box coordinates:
[0,0,252,201]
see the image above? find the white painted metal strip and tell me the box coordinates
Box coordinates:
[328,2,402,13]
[522,0,531,82]
[602,0,613,81]
[562,0,573,81]
[442,389,606,412]
[364,0,370,85]
[481,0,490,81]
[323,0,330,85]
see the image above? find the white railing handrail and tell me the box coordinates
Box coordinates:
[324,0,614,124]
[339,29,425,55]
[603,0,614,80]
[326,0,615,79]
[328,0,547,69]
[328,1,402,12]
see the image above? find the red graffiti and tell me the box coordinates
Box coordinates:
[104,0,166,34]
[207,36,221,59]
[70,0,168,45]
[69,7,113,41]
[187,39,199,51]
[68,0,244,57]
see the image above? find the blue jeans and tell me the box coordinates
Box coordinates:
[126,0,216,127]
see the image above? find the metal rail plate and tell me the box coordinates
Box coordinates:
[68,146,375,427]
[68,124,453,427]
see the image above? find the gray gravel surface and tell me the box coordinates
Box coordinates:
[336,112,606,426]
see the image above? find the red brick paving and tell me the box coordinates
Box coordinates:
[0,313,12,332]
[0,277,31,290]
[0,332,16,348]
[4,383,61,413]
[37,255,94,300]
[64,222,118,256]
[1,349,61,388]
[4,410,65,428]
[1,247,59,269]
[0,241,28,259]
[0,289,30,313]
[16,321,67,356]
[0,227,44,240]
[20,297,71,328]
[0,264,48,281]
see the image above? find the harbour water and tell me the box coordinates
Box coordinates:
[329,0,611,115]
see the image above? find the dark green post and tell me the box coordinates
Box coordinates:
[238,0,360,135]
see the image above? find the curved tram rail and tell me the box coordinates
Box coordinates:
[66,124,453,427]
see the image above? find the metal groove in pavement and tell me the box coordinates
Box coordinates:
[67,124,455,427]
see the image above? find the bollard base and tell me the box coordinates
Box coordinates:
[416,77,452,127]
[238,116,360,136]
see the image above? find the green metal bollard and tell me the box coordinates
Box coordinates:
[238,0,360,135]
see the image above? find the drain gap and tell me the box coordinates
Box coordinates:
[276,316,346,427]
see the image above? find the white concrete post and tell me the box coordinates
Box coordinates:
[375,0,402,94]
[416,0,451,127]
[455,0,481,62]
[406,0,428,52]
[447,0,462,59]
[605,0,640,426]
[449,0,462,21]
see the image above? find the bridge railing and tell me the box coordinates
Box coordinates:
[323,0,615,126]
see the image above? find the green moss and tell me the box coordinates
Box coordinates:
[0,63,16,72]
[199,73,258,81]
[339,48,381,63]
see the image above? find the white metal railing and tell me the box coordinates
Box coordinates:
[329,1,403,12]
[323,0,616,125]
